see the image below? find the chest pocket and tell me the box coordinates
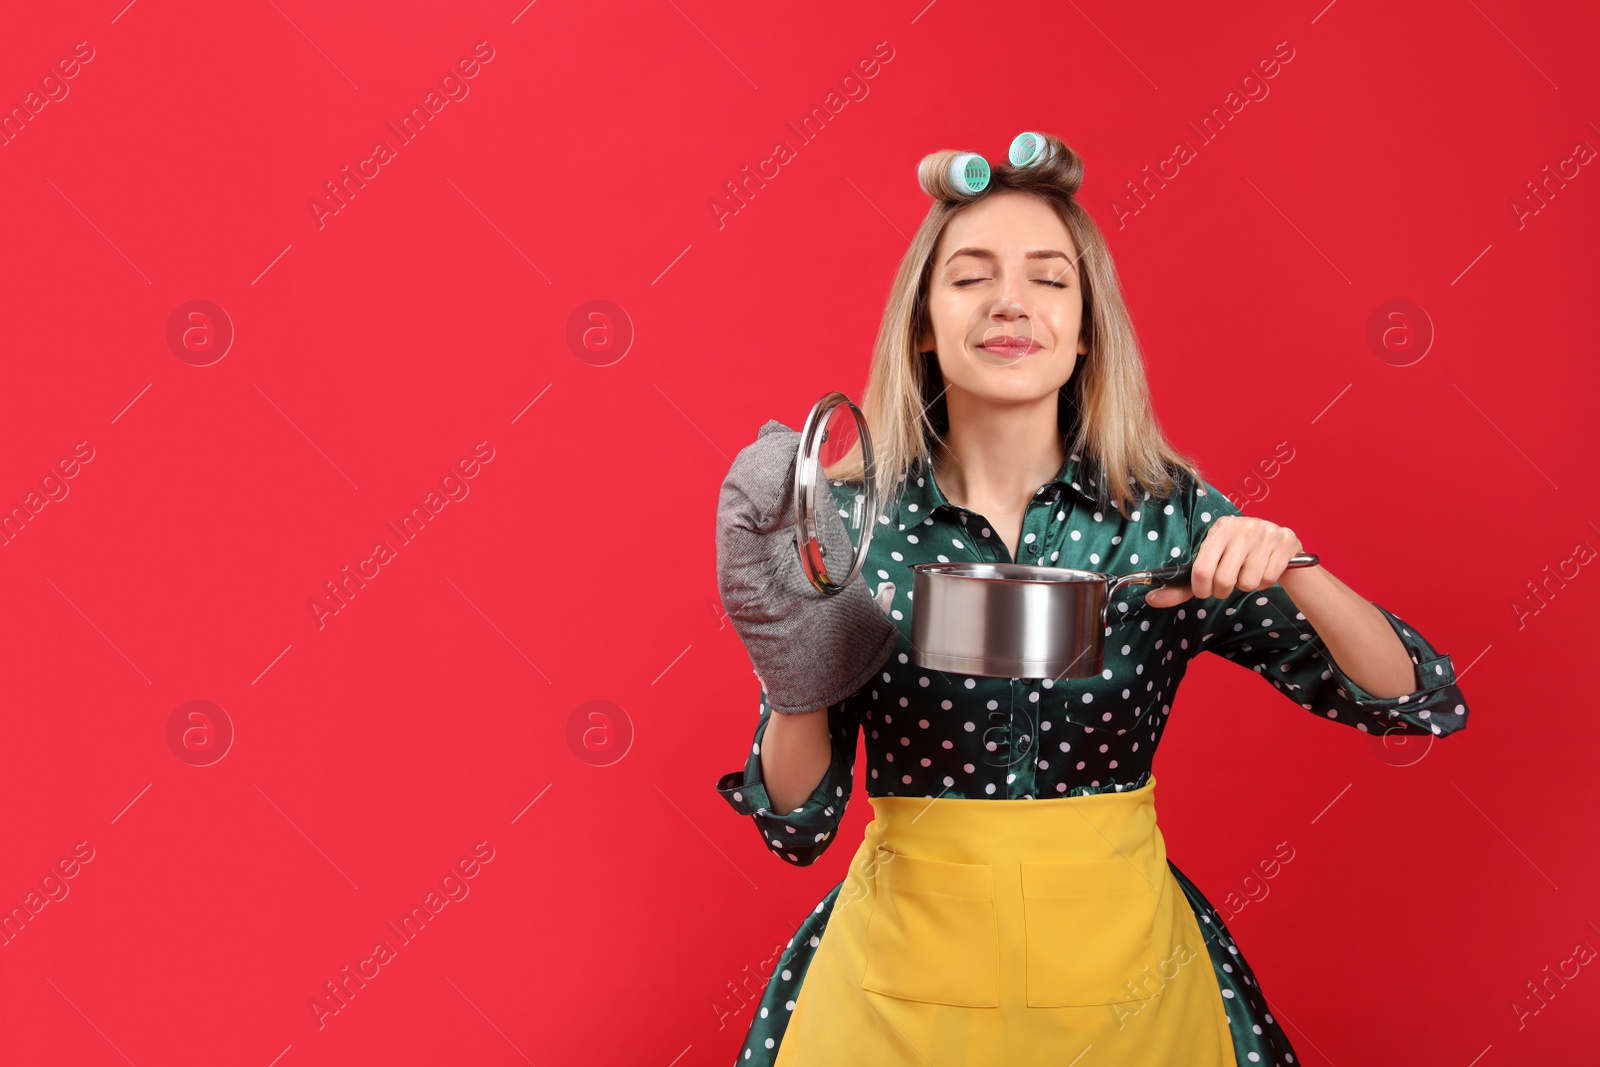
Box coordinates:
[1020,858,1167,1007]
[859,846,1000,1007]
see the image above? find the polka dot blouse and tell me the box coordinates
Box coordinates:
[715,449,1470,1066]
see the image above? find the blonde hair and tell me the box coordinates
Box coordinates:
[826,132,1205,518]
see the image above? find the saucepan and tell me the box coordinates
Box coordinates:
[790,392,1318,681]
[906,555,1317,680]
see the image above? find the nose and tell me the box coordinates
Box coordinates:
[989,268,1029,319]
[979,292,1032,347]
[987,291,1027,324]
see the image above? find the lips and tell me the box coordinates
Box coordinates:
[979,337,1041,355]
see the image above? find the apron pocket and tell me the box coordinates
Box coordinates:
[860,845,999,1007]
[1020,858,1164,1008]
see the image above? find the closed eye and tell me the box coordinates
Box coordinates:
[953,278,1067,289]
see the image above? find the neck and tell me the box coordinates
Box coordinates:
[932,388,1067,511]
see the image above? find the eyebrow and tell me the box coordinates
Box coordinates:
[944,247,1077,271]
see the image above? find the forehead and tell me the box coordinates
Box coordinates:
[935,191,1075,258]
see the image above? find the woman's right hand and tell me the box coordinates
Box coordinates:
[715,419,901,715]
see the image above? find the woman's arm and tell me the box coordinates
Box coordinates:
[1277,564,1416,699]
[1149,474,1469,736]
[715,688,863,867]
[760,703,833,813]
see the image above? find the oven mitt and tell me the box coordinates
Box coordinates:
[716,418,901,715]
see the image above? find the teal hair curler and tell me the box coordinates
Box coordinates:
[936,152,990,196]
[1008,131,1057,168]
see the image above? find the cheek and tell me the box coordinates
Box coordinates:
[925,294,963,341]
[1052,299,1084,338]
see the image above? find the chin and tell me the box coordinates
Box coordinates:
[954,374,1061,405]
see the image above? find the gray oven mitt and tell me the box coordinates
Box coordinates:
[716,418,901,714]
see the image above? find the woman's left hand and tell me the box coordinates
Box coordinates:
[1144,514,1304,609]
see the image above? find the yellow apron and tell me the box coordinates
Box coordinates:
[774,775,1237,1066]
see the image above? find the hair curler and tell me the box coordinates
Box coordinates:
[919,151,991,198]
[1008,131,1058,168]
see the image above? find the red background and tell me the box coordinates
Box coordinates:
[0,1,1595,1064]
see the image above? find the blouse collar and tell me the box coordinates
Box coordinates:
[891,449,1106,527]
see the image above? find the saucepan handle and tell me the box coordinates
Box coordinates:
[1099,552,1321,631]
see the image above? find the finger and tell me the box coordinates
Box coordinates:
[1260,532,1297,589]
[1236,540,1270,593]
[1239,529,1294,592]
[1190,517,1233,599]
[1211,525,1259,598]
[1145,583,1191,608]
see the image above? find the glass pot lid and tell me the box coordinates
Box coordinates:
[792,391,881,595]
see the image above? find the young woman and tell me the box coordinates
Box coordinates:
[713,132,1470,1066]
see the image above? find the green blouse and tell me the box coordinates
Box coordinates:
[714,447,1470,1066]
[718,448,1467,862]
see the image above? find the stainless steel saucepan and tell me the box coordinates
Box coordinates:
[789,392,1319,681]
[907,555,1318,681]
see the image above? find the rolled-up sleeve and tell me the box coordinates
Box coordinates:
[1184,477,1470,738]
[714,686,861,867]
